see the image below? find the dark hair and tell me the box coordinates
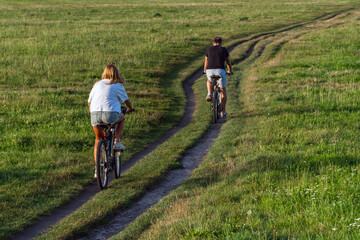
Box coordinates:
[213,37,222,44]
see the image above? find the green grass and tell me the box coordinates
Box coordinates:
[110,9,360,240]
[1,0,360,239]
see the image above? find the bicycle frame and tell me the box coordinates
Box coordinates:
[95,107,134,190]
[103,126,115,159]
[100,106,130,163]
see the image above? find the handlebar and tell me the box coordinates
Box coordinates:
[121,106,135,114]
[203,72,233,75]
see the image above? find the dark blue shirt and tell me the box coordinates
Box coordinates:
[205,45,229,70]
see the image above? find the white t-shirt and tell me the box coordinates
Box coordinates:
[88,79,129,113]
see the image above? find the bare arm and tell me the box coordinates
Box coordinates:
[88,102,91,113]
[124,99,133,112]
[204,56,208,73]
[225,56,232,74]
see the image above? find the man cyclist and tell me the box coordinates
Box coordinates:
[204,36,232,117]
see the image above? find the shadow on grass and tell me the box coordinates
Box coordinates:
[234,153,360,178]
[0,167,40,185]
[230,101,360,121]
[182,175,219,189]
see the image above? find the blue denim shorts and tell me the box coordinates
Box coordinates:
[91,111,120,126]
[206,69,227,88]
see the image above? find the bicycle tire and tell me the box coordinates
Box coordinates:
[217,91,222,119]
[212,91,218,123]
[96,139,109,190]
[114,151,121,179]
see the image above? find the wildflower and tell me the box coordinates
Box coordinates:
[355,218,360,221]
[332,228,336,231]
[247,210,252,215]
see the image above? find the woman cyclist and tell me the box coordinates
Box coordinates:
[88,64,133,172]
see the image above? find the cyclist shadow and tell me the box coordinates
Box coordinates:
[213,116,227,125]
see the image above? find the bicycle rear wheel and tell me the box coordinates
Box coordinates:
[212,91,218,123]
[217,91,222,119]
[96,139,109,190]
[114,151,121,179]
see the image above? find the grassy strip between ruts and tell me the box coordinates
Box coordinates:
[110,10,360,239]
[106,39,255,240]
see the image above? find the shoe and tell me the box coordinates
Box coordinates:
[94,170,97,179]
[114,141,126,151]
[206,94,212,102]
[221,111,227,118]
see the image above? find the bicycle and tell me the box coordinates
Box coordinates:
[208,73,232,123]
[95,107,134,190]
[209,75,223,123]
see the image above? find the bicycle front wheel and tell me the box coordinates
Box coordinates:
[96,139,109,190]
[212,91,218,123]
[114,151,121,179]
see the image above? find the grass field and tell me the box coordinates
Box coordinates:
[112,9,360,239]
[1,0,359,239]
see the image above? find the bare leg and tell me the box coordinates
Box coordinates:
[92,126,104,164]
[220,87,227,113]
[207,79,212,95]
[114,113,125,142]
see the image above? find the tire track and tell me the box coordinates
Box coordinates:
[76,39,263,240]
[10,9,350,240]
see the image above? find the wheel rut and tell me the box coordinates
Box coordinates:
[77,35,263,240]
[9,9,350,240]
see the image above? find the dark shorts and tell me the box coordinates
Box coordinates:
[91,111,121,126]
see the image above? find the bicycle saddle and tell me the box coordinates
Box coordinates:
[210,75,221,80]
